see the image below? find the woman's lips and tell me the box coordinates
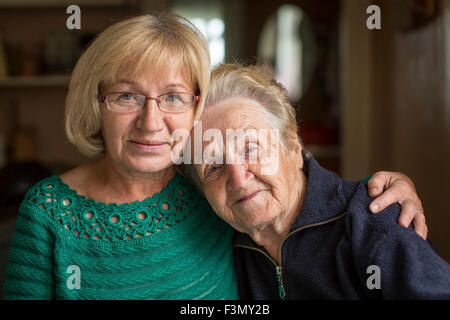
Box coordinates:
[235,190,263,204]
[129,140,169,151]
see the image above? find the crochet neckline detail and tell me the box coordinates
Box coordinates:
[29,173,202,242]
[52,173,183,209]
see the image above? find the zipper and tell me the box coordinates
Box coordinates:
[276,265,286,299]
[235,212,347,300]
[235,244,286,299]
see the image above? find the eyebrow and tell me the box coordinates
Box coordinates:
[113,80,191,92]
[165,83,191,91]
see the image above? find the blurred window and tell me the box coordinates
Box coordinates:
[258,4,316,102]
[172,0,225,67]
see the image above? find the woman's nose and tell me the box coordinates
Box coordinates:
[136,99,165,132]
[226,164,252,191]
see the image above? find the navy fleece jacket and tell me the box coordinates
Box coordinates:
[233,156,450,299]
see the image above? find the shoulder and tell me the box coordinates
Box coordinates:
[25,161,96,210]
[15,174,70,234]
[346,181,401,231]
[22,175,67,205]
[342,181,414,262]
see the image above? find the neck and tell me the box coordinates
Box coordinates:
[93,157,176,204]
[248,170,307,264]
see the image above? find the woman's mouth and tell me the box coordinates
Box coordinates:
[235,190,263,204]
[129,140,169,151]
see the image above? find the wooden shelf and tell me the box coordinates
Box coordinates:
[0,75,70,87]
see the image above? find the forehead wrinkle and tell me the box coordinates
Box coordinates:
[200,100,272,156]
[108,79,140,91]
[203,108,266,131]
[108,54,193,91]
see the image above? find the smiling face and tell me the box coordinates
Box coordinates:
[100,61,196,175]
[195,97,305,234]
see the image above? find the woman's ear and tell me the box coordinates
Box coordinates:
[286,127,303,160]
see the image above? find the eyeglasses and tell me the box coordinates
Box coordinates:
[101,92,199,113]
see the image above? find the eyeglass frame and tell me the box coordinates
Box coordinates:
[100,91,200,114]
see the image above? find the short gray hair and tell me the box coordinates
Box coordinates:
[204,63,299,150]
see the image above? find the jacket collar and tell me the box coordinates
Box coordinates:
[290,155,350,230]
[234,155,356,246]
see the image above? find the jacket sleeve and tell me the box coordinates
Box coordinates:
[370,225,450,299]
[3,202,55,300]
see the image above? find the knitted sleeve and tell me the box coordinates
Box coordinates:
[3,188,55,299]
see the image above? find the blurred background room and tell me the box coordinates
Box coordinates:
[0,0,449,298]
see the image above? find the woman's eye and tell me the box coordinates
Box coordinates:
[246,147,257,154]
[118,93,135,101]
[245,144,261,156]
[166,94,181,103]
[244,144,262,163]
[206,165,221,177]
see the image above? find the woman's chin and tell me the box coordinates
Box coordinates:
[233,204,276,230]
[121,156,174,175]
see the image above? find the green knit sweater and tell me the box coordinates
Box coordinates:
[3,173,239,300]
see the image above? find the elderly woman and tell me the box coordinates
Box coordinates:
[189,63,450,299]
[3,13,425,300]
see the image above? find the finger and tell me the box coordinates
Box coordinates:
[412,212,428,240]
[370,177,417,213]
[369,188,399,213]
[367,172,390,197]
[413,196,425,218]
[397,200,419,228]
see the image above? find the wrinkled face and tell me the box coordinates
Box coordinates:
[100,62,195,175]
[194,98,303,233]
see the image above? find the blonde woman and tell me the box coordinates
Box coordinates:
[4,14,425,300]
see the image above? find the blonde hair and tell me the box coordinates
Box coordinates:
[205,63,299,150]
[65,13,210,157]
